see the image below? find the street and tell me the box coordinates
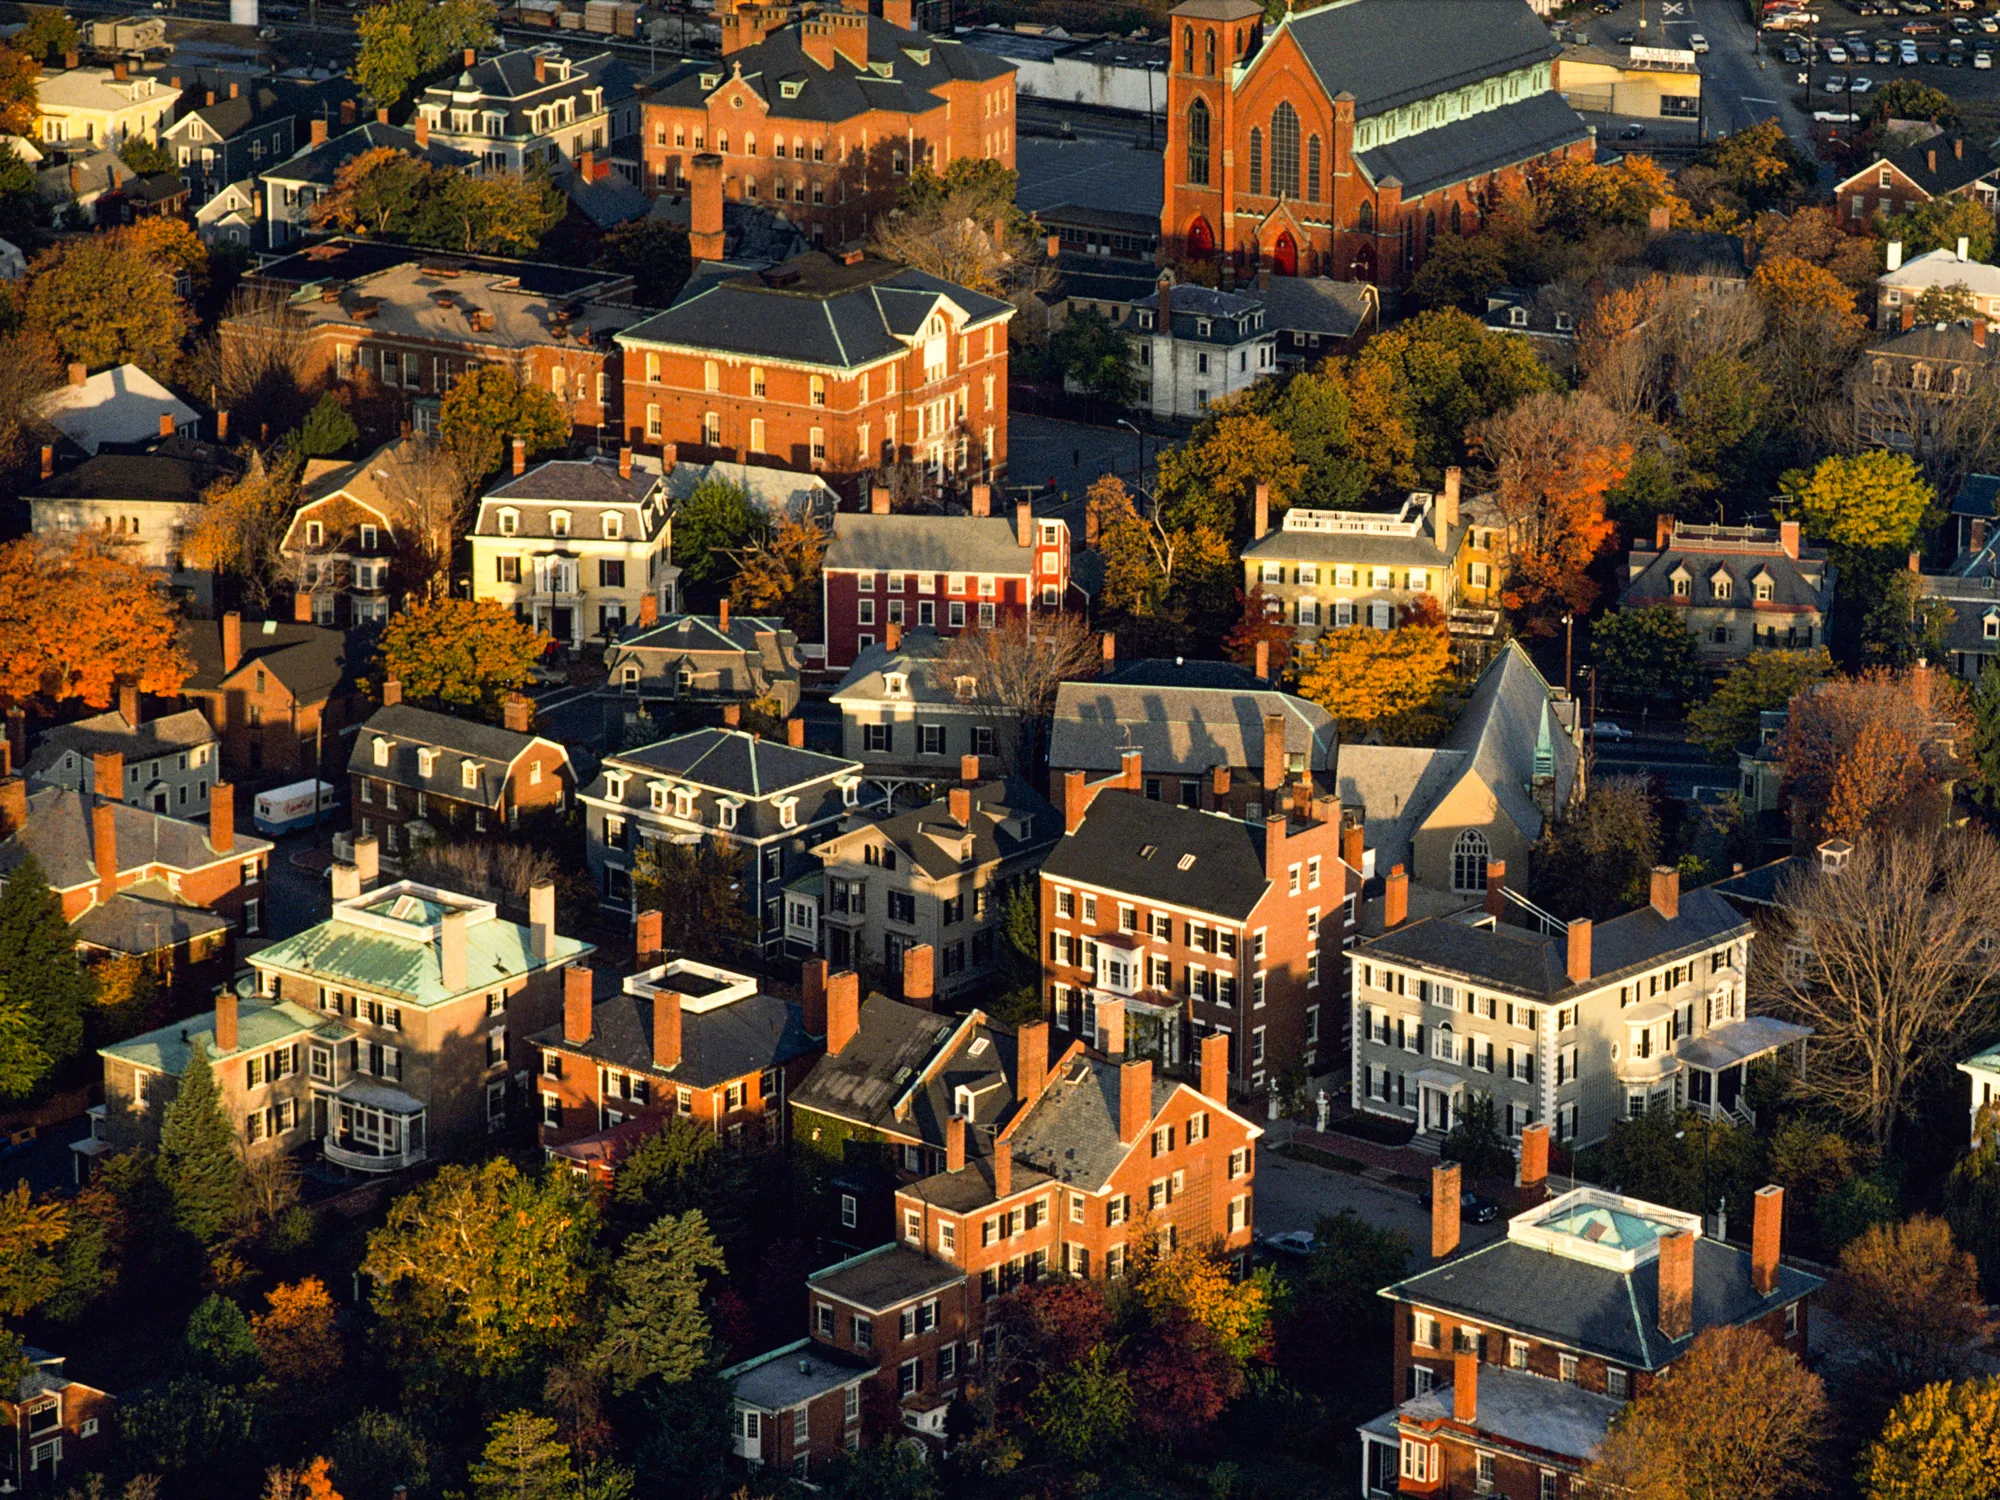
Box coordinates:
[1679,0,1820,145]
[1255,1146,1507,1260]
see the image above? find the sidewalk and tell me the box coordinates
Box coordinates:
[1281,1125,1439,1186]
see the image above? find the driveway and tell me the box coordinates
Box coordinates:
[1256,1146,1507,1261]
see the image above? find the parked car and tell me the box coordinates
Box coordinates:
[1851,73,1876,89]
[1691,30,1709,48]
[1825,71,1850,88]
[1783,43,1803,61]
[1592,720,1635,741]
[1876,39,1895,61]
[1980,15,1996,32]
[1416,1187,1505,1224]
[1976,45,1992,63]
[1620,122,1648,137]
[1258,1230,1318,1258]
[1927,45,1945,61]
[1825,42,1849,59]
[1902,37,1922,60]
[1617,30,1637,42]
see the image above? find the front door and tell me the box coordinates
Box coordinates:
[552,606,574,643]
[1272,231,1298,277]
[1423,1087,1453,1134]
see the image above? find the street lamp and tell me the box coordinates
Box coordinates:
[1116,418,1145,483]
[1560,613,1575,698]
[1675,1125,1713,1235]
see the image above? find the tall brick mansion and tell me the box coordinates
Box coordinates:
[1162,0,1593,285]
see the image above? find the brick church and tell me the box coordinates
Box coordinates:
[1161,0,1594,286]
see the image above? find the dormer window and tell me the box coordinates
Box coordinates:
[839,776,861,808]
[550,511,571,538]
[373,737,390,766]
[673,788,695,819]
[718,799,740,830]
[884,673,908,697]
[498,508,519,537]
[607,771,628,799]
[954,675,977,702]
[1196,318,1211,337]
[778,796,799,829]
[1670,570,1691,599]
[1985,609,1999,641]
[360,523,378,550]
[417,748,436,778]
[1753,572,1775,603]
[1555,312,1573,333]
[650,783,668,812]
[461,762,479,790]
[1510,306,1528,327]
[603,512,623,540]
[1710,572,1732,601]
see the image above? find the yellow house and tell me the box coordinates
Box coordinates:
[37,63,175,150]
[1553,42,1702,122]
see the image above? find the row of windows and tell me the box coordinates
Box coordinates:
[1259,561,1434,592]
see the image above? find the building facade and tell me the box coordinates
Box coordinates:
[414,46,640,177]
[1132,276,1278,418]
[1835,134,2000,236]
[1159,0,1592,285]
[827,629,1016,785]
[281,438,439,627]
[603,604,806,717]
[1618,518,1835,662]
[25,702,219,816]
[175,612,363,781]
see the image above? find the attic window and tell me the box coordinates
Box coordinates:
[603,512,623,540]
[954,676,977,702]
[550,511,571,538]
[1140,844,1157,859]
[701,72,721,88]
[1509,307,1528,327]
[417,748,436,778]
[969,1037,989,1057]
[373,737,390,767]
[884,673,908,698]
[1986,610,1999,641]
[1178,853,1196,871]
[1711,574,1732,602]
[498,508,518,537]
[461,762,479,790]
[781,79,803,98]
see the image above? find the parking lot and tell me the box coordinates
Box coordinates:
[1767,0,2000,117]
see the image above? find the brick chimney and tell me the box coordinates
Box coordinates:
[1102,630,1116,665]
[1212,764,1231,807]
[159,413,175,439]
[1063,769,1092,834]
[994,1137,1013,1197]
[1341,820,1363,872]
[1654,513,1674,551]
[1657,1228,1694,1340]
[465,47,477,67]
[635,908,663,966]
[209,782,234,855]
[870,485,891,515]
[535,53,548,83]
[1264,812,1289,882]
[381,679,401,707]
[653,988,682,1069]
[331,863,360,901]
[564,963,593,1043]
[718,598,731,634]
[214,988,238,1054]
[1262,713,1285,794]
[341,97,355,125]
[93,749,123,802]
[1120,746,1143,792]
[1978,317,1990,350]
[1519,1121,1549,1200]
[440,909,468,991]
[221,612,242,675]
[1200,1028,1229,1102]
[1017,1020,1049,1106]
[948,785,972,826]
[1753,1184,1784,1296]
[1255,639,1269,681]
[1016,501,1033,548]
[1096,997,1125,1057]
[511,437,526,476]
[530,880,555,961]
[1453,1349,1479,1425]
[292,590,314,624]
[1903,303,1917,332]
[39,446,52,481]
[722,703,741,728]
[884,619,902,651]
[783,717,804,748]
[1566,919,1592,984]
[1649,865,1679,921]
[1385,863,1409,928]
[118,680,139,729]
[414,115,429,149]
[826,969,859,1055]
[639,594,658,627]
[0,779,24,839]
[353,834,378,886]
[1253,482,1269,540]
[902,943,935,1008]
[503,694,533,734]
[961,753,982,784]
[1484,859,1506,919]
[946,1113,966,1171]
[970,483,991,518]
[801,957,828,1036]
[1780,519,1801,559]
[93,802,117,906]
[1431,1161,1461,1258]
[311,117,327,146]
[689,153,725,261]
[1118,1058,1152,1144]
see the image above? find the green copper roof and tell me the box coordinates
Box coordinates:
[100,999,332,1077]
[1537,1202,1665,1253]
[252,911,593,1006]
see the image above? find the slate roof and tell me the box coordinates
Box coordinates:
[815,777,1056,881]
[1620,530,1834,615]
[808,1243,967,1312]
[296,436,439,531]
[251,895,593,1007]
[31,365,196,456]
[25,709,217,781]
[27,433,236,504]
[1439,641,1579,846]
[530,983,814,1089]
[1278,0,1562,117]
[830,630,990,711]
[1952,473,2000,520]
[71,882,234,956]
[1915,546,2000,658]
[1384,1230,1821,1371]
[643,17,1010,125]
[825,512,1038,575]
[899,1151,1055,1212]
[1009,1052,1179,1193]
[1389,1363,1622,1463]
[1256,274,1377,339]
[1640,230,1750,281]
[790,996,1016,1146]
[177,618,358,704]
[645,190,811,273]
[1334,744,1467,873]
[726,1340,875,1411]
[1356,90,1590,198]
[1101,658,1267,691]
[1049,680,1335,780]
[599,729,857,799]
[1361,885,1750,999]
[1240,505,1463,567]
[99,997,332,1077]
[417,48,638,138]
[1859,132,1999,199]
[565,163,651,231]
[1705,855,1808,913]
[350,704,564,807]
[0,786,269,892]
[616,613,789,656]
[1014,137,1166,220]
[618,254,1013,368]
[1880,245,2000,301]
[262,121,473,186]
[475,459,668,540]
[1040,792,1274,921]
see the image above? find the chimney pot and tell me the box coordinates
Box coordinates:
[1649,865,1679,921]
[1567,918,1592,984]
[209,781,234,855]
[1431,1161,1462,1259]
[826,970,860,1055]
[1484,859,1506,919]
[1658,1228,1694,1340]
[1753,1184,1784,1296]
[564,964,593,1044]
[1200,1029,1230,1104]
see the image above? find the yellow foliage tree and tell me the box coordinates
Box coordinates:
[1861,1377,2000,1500]
[1128,1233,1270,1363]
[1752,254,1863,332]
[1294,616,1452,731]
[1154,403,1303,536]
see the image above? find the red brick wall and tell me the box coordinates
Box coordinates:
[822,564,1037,669]
[534,1039,817,1154]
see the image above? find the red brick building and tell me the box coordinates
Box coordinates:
[533,938,821,1171]
[640,3,1016,247]
[616,249,1013,501]
[819,489,1070,668]
[1833,132,2000,235]
[0,1348,116,1489]
[1358,1149,1820,1498]
[1160,0,1590,285]
[176,611,365,782]
[1038,751,1361,1097]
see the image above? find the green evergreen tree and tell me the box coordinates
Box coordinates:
[470,1409,574,1500]
[1972,662,2000,814]
[295,392,360,458]
[594,1210,724,1394]
[0,853,90,1097]
[183,1292,259,1382]
[157,1042,247,1244]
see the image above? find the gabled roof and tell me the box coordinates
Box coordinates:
[1039,792,1274,921]
[789,995,1016,1147]
[295,436,438,534]
[262,120,474,185]
[1435,641,1580,849]
[1879,245,2000,300]
[28,435,235,503]
[1274,0,1561,118]
[814,777,1056,881]
[1355,90,1590,199]
[1049,679,1335,780]
[25,708,217,780]
[615,613,788,656]
[31,366,196,456]
[825,512,1037,575]
[1843,132,1999,200]
[0,786,270,892]
[349,704,567,806]
[619,253,1013,368]
[71,882,234,956]
[177,618,358,705]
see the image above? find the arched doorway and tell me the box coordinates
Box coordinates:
[1186,216,1215,257]
[1271,231,1298,277]
[1350,243,1376,282]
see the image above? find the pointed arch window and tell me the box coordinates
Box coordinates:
[1357,200,1373,234]
[1271,102,1300,200]
[1452,829,1490,893]
[1182,25,1194,71]
[1248,127,1263,195]
[1425,210,1437,253]
[1306,135,1321,202]
[1450,200,1462,235]
[1204,29,1215,76]
[1186,98,1211,186]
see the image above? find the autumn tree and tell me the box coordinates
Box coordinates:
[1154,403,1303,537]
[1882,193,1995,263]
[631,838,756,958]
[21,234,191,376]
[1592,605,1702,707]
[1866,79,1959,130]
[869,160,1049,310]
[420,170,564,257]
[12,11,75,65]
[251,1277,343,1389]
[727,514,826,641]
[1752,831,2000,1149]
[1688,647,1834,761]
[1221,588,1295,677]
[1586,1325,1824,1500]
[0,1182,66,1323]
[380,434,477,599]
[594,1211,724,1394]
[1695,119,1814,214]
[438,363,568,479]
[309,148,433,237]
[1780,450,1934,555]
[1359,307,1556,477]
[0,46,38,138]
[352,0,494,109]
[260,1457,342,1500]
[183,449,304,615]
[1781,668,1966,844]
[0,854,91,1096]
[1862,1377,2000,1500]
[1030,1347,1132,1465]
[1833,1216,1997,1405]
[375,596,541,722]
[1294,614,1451,734]
[1088,474,1233,656]
[362,1160,601,1381]
[1469,389,1628,633]
[1406,232,1508,313]
[0,535,191,712]
[928,612,1103,772]
[1528,776,1660,922]
[158,1044,249,1244]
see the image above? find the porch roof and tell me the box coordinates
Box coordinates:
[1674,1016,1810,1072]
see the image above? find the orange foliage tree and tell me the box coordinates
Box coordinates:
[1220,587,1296,676]
[1751,254,1864,332]
[1295,615,1452,732]
[1469,390,1629,635]
[0,535,190,710]
[261,1456,342,1500]
[252,1276,343,1387]
[1781,667,1969,844]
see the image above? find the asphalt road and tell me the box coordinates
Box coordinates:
[1255,1146,1507,1261]
[1682,0,1823,145]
